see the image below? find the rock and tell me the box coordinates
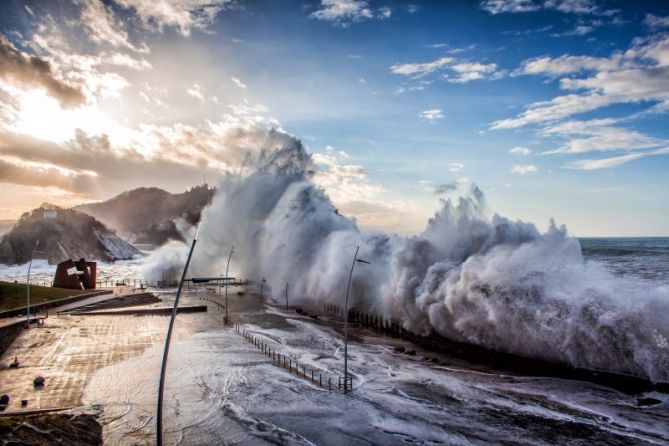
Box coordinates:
[21,400,28,407]
[407,349,416,356]
[393,346,406,353]
[0,395,9,405]
[296,308,304,314]
[637,397,662,407]
[431,357,440,363]
[33,376,45,387]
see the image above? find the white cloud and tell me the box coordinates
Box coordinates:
[567,147,669,170]
[544,0,599,14]
[448,61,502,83]
[231,76,247,89]
[391,57,453,77]
[75,0,147,53]
[447,162,464,172]
[482,0,602,15]
[645,14,669,29]
[509,146,532,155]
[542,119,664,154]
[481,0,540,14]
[186,83,205,102]
[310,0,391,26]
[419,108,444,121]
[377,6,392,19]
[511,164,538,174]
[112,0,234,36]
[494,35,669,129]
[392,56,503,87]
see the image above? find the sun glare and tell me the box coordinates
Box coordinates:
[14,89,119,143]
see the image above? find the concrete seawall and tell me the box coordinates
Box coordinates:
[0,290,111,319]
[0,320,26,358]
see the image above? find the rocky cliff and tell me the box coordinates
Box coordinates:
[0,204,141,265]
[73,185,214,245]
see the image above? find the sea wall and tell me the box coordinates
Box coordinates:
[0,290,111,319]
[0,320,25,358]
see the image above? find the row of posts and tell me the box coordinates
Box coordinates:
[235,324,352,391]
[322,302,405,337]
[11,278,248,289]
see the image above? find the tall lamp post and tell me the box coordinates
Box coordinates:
[157,225,200,446]
[26,240,43,328]
[224,243,235,325]
[260,278,266,299]
[343,245,370,393]
[285,282,289,308]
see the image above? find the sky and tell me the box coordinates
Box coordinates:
[0,0,667,237]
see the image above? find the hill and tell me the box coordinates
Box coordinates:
[73,185,215,245]
[0,204,140,265]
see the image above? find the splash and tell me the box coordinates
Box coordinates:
[143,129,669,382]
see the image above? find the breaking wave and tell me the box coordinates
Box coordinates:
[143,129,669,382]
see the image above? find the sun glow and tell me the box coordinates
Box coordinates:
[13,89,120,143]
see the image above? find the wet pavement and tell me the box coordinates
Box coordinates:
[1,289,668,445]
[0,288,220,413]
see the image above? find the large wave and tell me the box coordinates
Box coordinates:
[143,129,669,382]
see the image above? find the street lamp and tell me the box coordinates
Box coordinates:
[224,243,235,325]
[26,240,44,328]
[285,282,289,308]
[260,278,266,299]
[343,245,370,393]
[157,225,200,446]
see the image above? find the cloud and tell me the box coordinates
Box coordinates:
[419,109,444,121]
[517,54,626,77]
[480,0,540,14]
[567,153,644,170]
[447,162,464,172]
[511,164,538,174]
[430,182,458,195]
[186,83,205,102]
[112,0,234,36]
[392,56,503,87]
[644,14,669,29]
[481,0,602,15]
[509,146,532,155]
[448,61,502,83]
[311,151,385,215]
[0,112,287,200]
[0,153,97,195]
[494,35,669,129]
[74,0,147,53]
[391,57,453,77]
[0,37,85,108]
[542,118,664,154]
[567,147,669,170]
[310,0,391,26]
[231,76,247,89]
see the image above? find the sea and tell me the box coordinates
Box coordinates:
[579,237,669,283]
[1,237,667,286]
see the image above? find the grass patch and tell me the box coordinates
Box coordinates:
[0,281,86,312]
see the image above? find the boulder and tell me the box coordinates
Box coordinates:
[33,376,45,387]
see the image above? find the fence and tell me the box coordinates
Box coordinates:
[235,324,352,391]
[6,278,247,291]
[321,302,406,337]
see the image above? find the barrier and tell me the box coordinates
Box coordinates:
[234,324,351,391]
